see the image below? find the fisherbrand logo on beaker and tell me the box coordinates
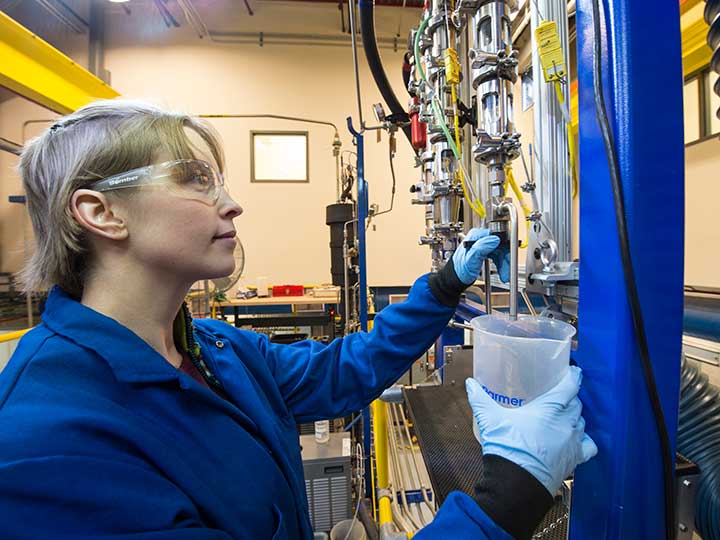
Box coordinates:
[482,385,524,407]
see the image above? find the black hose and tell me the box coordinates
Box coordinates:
[357,499,379,540]
[358,0,412,144]
[706,0,720,121]
[589,1,676,538]
[678,359,720,540]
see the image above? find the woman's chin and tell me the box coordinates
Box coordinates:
[200,261,237,281]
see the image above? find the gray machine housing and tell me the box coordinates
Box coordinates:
[301,432,352,532]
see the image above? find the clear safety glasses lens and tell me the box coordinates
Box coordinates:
[157,160,224,204]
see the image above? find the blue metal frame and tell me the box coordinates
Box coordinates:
[571,1,684,538]
[347,117,373,497]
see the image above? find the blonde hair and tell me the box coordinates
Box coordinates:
[17,99,225,298]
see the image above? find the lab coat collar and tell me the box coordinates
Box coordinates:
[41,286,184,385]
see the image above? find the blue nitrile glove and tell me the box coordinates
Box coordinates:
[489,246,511,283]
[452,228,501,285]
[466,366,598,495]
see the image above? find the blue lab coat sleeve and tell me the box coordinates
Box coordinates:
[414,492,514,540]
[417,454,554,540]
[256,274,456,422]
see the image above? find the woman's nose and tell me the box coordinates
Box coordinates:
[217,187,243,219]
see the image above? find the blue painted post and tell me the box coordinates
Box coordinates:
[347,117,372,497]
[571,1,684,538]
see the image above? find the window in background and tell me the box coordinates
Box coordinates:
[251,132,309,182]
[704,72,720,137]
[684,77,701,144]
[522,68,534,111]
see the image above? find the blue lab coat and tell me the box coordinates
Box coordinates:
[0,275,512,540]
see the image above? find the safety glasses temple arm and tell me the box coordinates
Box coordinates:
[87,165,155,192]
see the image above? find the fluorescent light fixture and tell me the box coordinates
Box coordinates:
[108,0,130,3]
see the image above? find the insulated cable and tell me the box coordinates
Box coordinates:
[342,443,366,540]
[590,1,676,538]
[504,167,531,248]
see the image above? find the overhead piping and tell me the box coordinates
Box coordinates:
[34,0,88,34]
[207,30,402,50]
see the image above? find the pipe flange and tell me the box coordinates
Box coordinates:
[376,488,394,500]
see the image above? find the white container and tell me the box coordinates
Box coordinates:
[330,519,367,540]
[314,420,330,444]
[471,314,576,408]
[257,276,269,297]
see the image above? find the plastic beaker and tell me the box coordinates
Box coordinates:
[330,520,367,540]
[471,314,576,409]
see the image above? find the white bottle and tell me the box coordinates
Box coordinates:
[257,276,269,297]
[314,420,330,443]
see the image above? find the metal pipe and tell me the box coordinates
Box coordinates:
[343,219,356,334]
[521,290,536,316]
[500,200,518,319]
[389,403,424,529]
[386,404,417,532]
[483,259,493,313]
[197,113,338,133]
[348,0,365,128]
[448,320,473,331]
[0,137,22,156]
[377,403,412,535]
[397,403,436,516]
[35,0,88,34]
[336,152,341,202]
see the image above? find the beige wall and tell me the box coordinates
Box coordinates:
[685,138,720,288]
[103,3,429,287]
[0,94,55,276]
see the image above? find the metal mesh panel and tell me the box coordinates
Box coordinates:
[404,384,568,538]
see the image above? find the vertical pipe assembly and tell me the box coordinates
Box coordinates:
[411,0,465,273]
[407,0,521,301]
[470,0,521,306]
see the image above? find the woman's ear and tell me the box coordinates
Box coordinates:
[70,189,129,241]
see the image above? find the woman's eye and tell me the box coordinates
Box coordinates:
[186,170,212,191]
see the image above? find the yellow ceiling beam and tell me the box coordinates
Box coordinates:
[681,3,712,77]
[680,0,703,16]
[0,11,119,114]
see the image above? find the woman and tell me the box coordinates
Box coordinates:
[0,100,595,540]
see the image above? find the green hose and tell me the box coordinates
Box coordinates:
[413,17,462,160]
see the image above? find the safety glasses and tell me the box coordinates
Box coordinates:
[87,159,225,205]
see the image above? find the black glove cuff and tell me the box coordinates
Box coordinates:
[473,454,554,540]
[427,258,468,307]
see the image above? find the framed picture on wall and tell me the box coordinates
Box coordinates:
[251,131,309,183]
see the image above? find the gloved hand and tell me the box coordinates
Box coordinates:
[489,246,511,283]
[466,366,598,495]
[452,228,501,285]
